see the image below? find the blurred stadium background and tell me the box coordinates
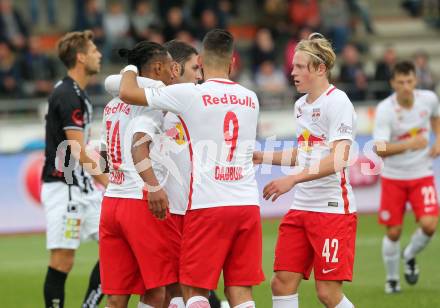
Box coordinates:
[1,0,440,306]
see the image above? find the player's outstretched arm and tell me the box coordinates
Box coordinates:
[430,116,440,157]
[119,66,149,106]
[374,135,428,158]
[253,149,298,166]
[132,132,169,220]
[65,130,109,187]
[263,139,351,202]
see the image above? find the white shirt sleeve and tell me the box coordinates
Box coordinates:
[104,74,165,97]
[131,108,164,139]
[144,83,196,115]
[373,103,392,142]
[327,94,356,143]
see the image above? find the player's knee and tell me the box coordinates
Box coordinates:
[224,286,252,306]
[143,287,165,306]
[271,273,297,295]
[106,295,127,307]
[50,252,75,273]
[315,286,335,307]
[386,227,402,241]
[421,223,437,236]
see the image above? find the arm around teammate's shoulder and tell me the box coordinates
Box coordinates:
[119,70,149,106]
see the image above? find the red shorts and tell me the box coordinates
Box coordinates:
[274,210,357,281]
[379,176,439,226]
[99,196,178,295]
[180,206,265,290]
[166,213,184,279]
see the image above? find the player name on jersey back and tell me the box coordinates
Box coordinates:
[144,78,260,210]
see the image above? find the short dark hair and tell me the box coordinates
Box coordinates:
[163,40,198,76]
[202,29,234,67]
[391,60,416,78]
[118,41,169,73]
[57,30,94,69]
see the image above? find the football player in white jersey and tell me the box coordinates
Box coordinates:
[119,29,264,308]
[254,33,357,308]
[373,61,440,293]
[99,41,177,308]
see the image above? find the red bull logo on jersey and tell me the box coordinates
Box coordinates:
[297,129,326,152]
[202,94,256,109]
[165,123,186,145]
[397,127,427,141]
[104,101,131,116]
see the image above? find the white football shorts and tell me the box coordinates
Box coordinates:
[41,182,102,250]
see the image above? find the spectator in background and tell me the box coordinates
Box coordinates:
[130,0,158,43]
[20,36,57,97]
[284,27,313,77]
[148,25,165,44]
[29,0,56,26]
[195,8,219,41]
[192,0,233,28]
[157,0,184,21]
[320,0,351,54]
[0,40,22,97]
[251,27,276,73]
[75,0,105,49]
[339,43,368,101]
[414,50,436,90]
[345,0,374,34]
[175,29,198,46]
[163,6,192,41]
[0,0,29,52]
[288,0,320,29]
[374,46,397,99]
[255,59,288,93]
[103,1,131,62]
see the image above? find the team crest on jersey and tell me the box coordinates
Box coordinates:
[312,108,321,122]
[166,123,186,145]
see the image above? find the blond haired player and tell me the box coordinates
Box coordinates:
[373,61,440,293]
[254,33,357,308]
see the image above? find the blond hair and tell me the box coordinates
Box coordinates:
[295,33,336,79]
[57,30,94,69]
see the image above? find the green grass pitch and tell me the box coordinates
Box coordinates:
[1,214,439,307]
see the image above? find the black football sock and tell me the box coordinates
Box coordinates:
[82,261,104,307]
[44,266,67,308]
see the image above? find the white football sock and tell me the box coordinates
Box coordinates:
[233,300,255,308]
[403,228,431,260]
[138,303,154,308]
[382,236,400,280]
[335,295,354,308]
[272,294,298,308]
[186,296,210,308]
[169,297,185,308]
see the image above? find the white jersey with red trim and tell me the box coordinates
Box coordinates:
[373,90,440,180]
[292,85,357,214]
[102,77,165,199]
[154,112,191,215]
[143,78,260,210]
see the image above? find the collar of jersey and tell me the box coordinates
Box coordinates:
[205,78,237,85]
